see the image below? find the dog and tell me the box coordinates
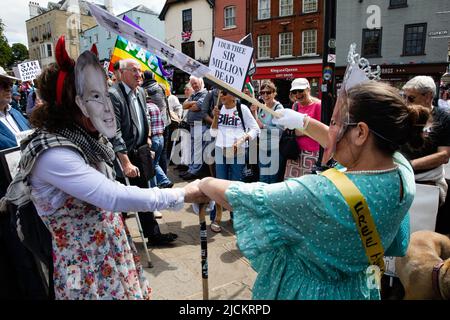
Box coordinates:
[396,230,450,300]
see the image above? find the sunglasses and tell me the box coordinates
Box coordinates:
[291,89,305,94]
[260,91,273,95]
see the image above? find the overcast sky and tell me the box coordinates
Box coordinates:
[1,0,166,47]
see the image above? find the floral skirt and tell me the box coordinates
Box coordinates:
[284,150,319,179]
[41,197,151,300]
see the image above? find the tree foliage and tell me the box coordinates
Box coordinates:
[11,43,29,65]
[0,19,29,68]
[0,19,12,67]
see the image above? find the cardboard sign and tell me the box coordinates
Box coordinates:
[409,183,440,233]
[209,37,253,91]
[18,61,41,82]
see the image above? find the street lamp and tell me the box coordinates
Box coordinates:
[197,38,205,47]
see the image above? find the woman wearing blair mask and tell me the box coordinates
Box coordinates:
[3,37,206,300]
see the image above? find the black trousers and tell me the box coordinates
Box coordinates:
[117,151,161,238]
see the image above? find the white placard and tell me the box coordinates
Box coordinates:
[409,183,440,233]
[18,61,41,82]
[444,160,450,180]
[87,2,210,78]
[209,37,253,91]
[384,183,441,278]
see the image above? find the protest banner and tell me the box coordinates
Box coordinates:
[209,37,253,91]
[86,2,278,117]
[18,60,41,82]
[108,15,172,95]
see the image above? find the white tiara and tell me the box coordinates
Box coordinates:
[343,43,381,91]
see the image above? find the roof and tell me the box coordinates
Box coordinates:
[120,5,158,17]
[159,0,215,20]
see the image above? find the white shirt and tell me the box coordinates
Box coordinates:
[0,105,21,134]
[30,147,185,216]
[123,83,146,145]
[210,103,260,148]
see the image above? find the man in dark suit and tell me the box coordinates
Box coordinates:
[108,58,177,245]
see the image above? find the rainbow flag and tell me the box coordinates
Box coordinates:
[109,16,171,95]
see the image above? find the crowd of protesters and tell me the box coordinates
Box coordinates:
[1,43,450,300]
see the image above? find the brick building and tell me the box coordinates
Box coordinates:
[249,0,324,105]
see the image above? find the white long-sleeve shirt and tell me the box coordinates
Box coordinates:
[210,103,260,148]
[29,147,185,216]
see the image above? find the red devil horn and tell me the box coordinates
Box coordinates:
[55,36,75,71]
[90,44,99,57]
[55,36,75,106]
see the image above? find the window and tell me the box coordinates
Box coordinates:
[47,22,51,36]
[303,0,318,14]
[89,36,92,44]
[182,41,195,59]
[182,9,192,32]
[136,17,141,25]
[107,31,111,39]
[95,34,98,43]
[389,0,407,8]
[403,23,427,56]
[258,0,270,20]
[302,29,317,55]
[279,32,293,57]
[47,44,52,57]
[224,6,236,28]
[258,35,271,59]
[362,28,382,57]
[280,0,293,17]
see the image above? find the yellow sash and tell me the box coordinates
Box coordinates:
[321,168,385,273]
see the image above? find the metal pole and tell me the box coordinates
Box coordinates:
[317,0,337,168]
[199,204,209,300]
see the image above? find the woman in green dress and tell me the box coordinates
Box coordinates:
[198,82,429,299]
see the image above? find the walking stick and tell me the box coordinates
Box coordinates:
[123,175,153,268]
[117,160,153,268]
[198,203,209,300]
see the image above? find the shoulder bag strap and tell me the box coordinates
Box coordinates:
[236,101,246,132]
[321,168,385,274]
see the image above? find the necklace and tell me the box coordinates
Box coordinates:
[345,165,399,175]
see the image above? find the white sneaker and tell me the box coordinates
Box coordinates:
[153,210,163,219]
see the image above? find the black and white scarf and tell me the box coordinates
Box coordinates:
[2,125,116,209]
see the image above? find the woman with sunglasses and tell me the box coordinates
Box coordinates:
[284,78,322,179]
[198,81,429,299]
[251,80,284,184]
[210,90,260,231]
[3,40,207,299]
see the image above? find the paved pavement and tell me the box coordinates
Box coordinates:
[126,166,257,300]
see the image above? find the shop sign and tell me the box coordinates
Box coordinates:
[428,30,448,37]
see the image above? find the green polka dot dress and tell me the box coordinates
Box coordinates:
[226,153,414,300]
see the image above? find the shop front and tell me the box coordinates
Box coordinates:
[336,62,449,92]
[253,63,323,107]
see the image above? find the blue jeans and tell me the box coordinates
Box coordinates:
[259,148,282,184]
[150,135,172,187]
[211,147,244,221]
[188,124,208,175]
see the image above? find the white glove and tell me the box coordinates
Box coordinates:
[272,108,308,130]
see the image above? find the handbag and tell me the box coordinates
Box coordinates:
[279,129,300,160]
[242,150,259,183]
[178,120,190,131]
[135,144,155,180]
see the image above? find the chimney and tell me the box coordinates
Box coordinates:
[29,1,40,18]
[104,0,114,14]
